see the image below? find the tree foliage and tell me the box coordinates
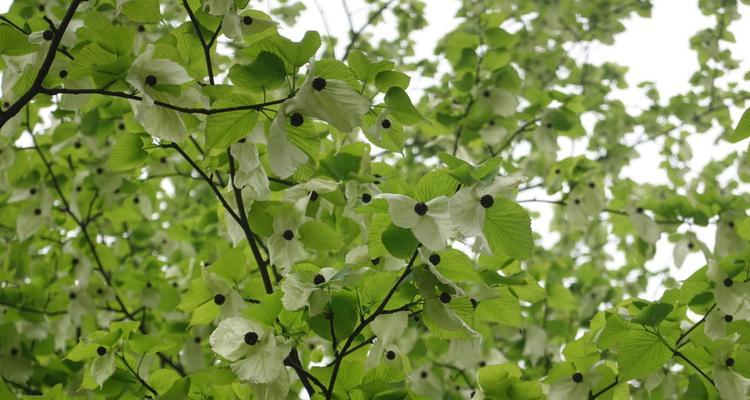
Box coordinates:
[1,0,750,399]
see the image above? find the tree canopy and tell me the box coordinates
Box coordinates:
[1,0,750,399]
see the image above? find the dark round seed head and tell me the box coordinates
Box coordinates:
[312,77,327,91]
[76,186,82,192]
[480,194,494,208]
[572,372,583,383]
[573,199,580,205]
[137,25,145,32]
[244,331,259,345]
[96,288,104,295]
[10,348,18,356]
[385,350,396,360]
[59,70,68,78]
[68,292,77,300]
[96,167,104,174]
[420,371,428,379]
[146,282,152,288]
[30,188,37,195]
[636,207,644,214]
[545,122,553,129]
[133,196,140,204]
[34,208,42,216]
[194,336,201,343]
[373,180,381,185]
[242,16,253,25]
[313,273,325,285]
[482,90,490,97]
[723,278,733,287]
[588,182,595,188]
[687,241,694,249]
[414,202,428,216]
[118,122,125,130]
[554,168,561,174]
[160,156,167,164]
[381,119,391,129]
[370,257,380,265]
[38,5,45,11]
[470,298,478,308]
[439,292,451,303]
[96,346,107,356]
[171,282,178,288]
[238,138,246,143]
[724,314,733,322]
[283,230,294,241]
[72,257,79,265]
[479,361,486,367]
[74,141,82,149]
[42,29,53,41]
[309,191,319,201]
[213,294,226,305]
[428,254,441,265]
[726,357,735,367]
[361,193,372,203]
[374,174,382,178]
[728,221,735,228]
[488,119,495,126]
[145,75,157,87]
[290,113,304,127]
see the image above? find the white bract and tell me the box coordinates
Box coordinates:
[229,139,270,200]
[209,317,292,384]
[450,176,526,243]
[267,208,308,273]
[293,59,371,133]
[378,194,453,251]
[281,267,338,315]
[267,103,309,179]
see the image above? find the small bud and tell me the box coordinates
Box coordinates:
[244,331,259,345]
[283,230,294,241]
[242,16,253,25]
[439,292,451,303]
[145,75,158,87]
[213,294,226,305]
[312,77,327,91]
[480,194,494,208]
[97,346,107,356]
[290,113,304,127]
[428,254,441,265]
[42,29,54,41]
[414,202,428,216]
[381,119,391,129]
[385,350,396,360]
[361,193,372,203]
[572,372,583,383]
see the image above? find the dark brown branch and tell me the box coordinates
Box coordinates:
[340,0,396,61]
[39,87,292,115]
[0,0,83,129]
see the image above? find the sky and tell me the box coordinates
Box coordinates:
[2,1,748,300]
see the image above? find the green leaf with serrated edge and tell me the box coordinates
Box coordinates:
[384,87,423,125]
[299,220,344,251]
[482,198,533,259]
[617,330,672,381]
[382,223,419,259]
[109,133,147,171]
[228,51,286,91]
[211,246,248,283]
[205,94,258,151]
[0,25,36,56]
[120,0,161,23]
[414,170,459,201]
[728,108,750,142]
[633,302,674,327]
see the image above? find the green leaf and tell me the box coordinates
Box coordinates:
[434,249,480,282]
[414,170,459,201]
[617,330,672,381]
[228,51,286,91]
[634,302,674,327]
[482,199,533,259]
[108,133,147,171]
[381,224,419,259]
[160,377,191,400]
[299,220,344,251]
[205,94,258,151]
[0,25,36,56]
[728,107,750,143]
[309,291,358,340]
[120,0,162,23]
[375,70,410,91]
[384,87,423,125]
[211,246,249,283]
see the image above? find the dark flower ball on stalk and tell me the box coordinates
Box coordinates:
[283,230,294,240]
[385,350,396,360]
[309,191,319,201]
[723,278,733,287]
[59,70,68,78]
[244,331,259,345]
[243,16,253,25]
[381,119,391,129]
[96,346,107,356]
[429,254,440,265]
[43,29,54,41]
[290,113,304,127]
[480,194,494,208]
[361,193,372,203]
[313,273,325,285]
[725,357,735,367]
[34,208,42,216]
[572,372,583,383]
[312,77,327,91]
[414,202,428,216]
[30,188,37,195]
[439,292,451,303]
[213,294,226,305]
[370,257,380,265]
[420,371,428,379]
[137,25,145,32]
[145,75,158,87]
[724,314,733,322]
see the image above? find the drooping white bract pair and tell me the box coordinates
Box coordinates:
[281,267,339,315]
[267,206,308,273]
[450,175,526,250]
[209,317,292,384]
[126,45,196,142]
[229,138,270,200]
[378,194,452,251]
[268,59,370,178]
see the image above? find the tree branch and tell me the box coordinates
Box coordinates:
[340,0,396,61]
